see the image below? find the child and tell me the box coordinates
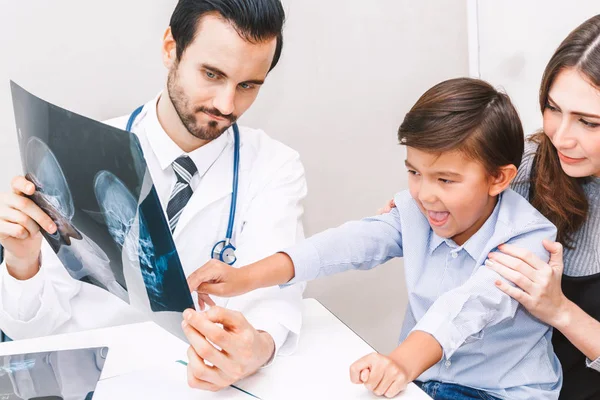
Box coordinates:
[187,78,562,400]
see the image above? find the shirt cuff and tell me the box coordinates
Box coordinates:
[411,306,489,360]
[1,258,46,321]
[279,241,321,286]
[586,357,600,372]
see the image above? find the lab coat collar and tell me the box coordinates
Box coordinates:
[144,92,233,179]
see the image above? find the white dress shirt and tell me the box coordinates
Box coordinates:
[0,93,307,358]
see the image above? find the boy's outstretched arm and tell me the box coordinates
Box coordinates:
[188,206,404,298]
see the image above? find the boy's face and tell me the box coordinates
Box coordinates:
[405,147,498,246]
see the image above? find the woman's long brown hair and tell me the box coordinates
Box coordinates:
[530,14,600,247]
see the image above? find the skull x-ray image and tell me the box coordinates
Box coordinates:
[10,81,194,341]
[0,347,108,400]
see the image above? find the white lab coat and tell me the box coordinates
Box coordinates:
[0,94,307,357]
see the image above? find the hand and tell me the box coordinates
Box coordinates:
[486,239,570,327]
[182,307,275,391]
[377,199,396,215]
[0,176,56,280]
[350,352,409,398]
[187,259,252,299]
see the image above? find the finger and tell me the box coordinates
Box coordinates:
[487,251,537,282]
[186,347,230,391]
[496,243,546,270]
[10,176,36,196]
[364,364,385,393]
[184,310,233,352]
[0,220,31,240]
[361,369,370,383]
[203,306,246,330]
[485,259,534,293]
[187,261,222,292]
[373,368,398,397]
[350,355,373,384]
[4,194,56,234]
[198,293,216,308]
[0,207,40,237]
[543,240,564,274]
[385,378,408,398]
[494,278,532,307]
[185,342,233,384]
[187,367,221,391]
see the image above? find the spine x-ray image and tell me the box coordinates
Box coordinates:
[10,82,194,341]
[0,347,108,400]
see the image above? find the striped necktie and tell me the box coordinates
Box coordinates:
[167,155,198,233]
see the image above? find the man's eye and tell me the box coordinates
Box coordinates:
[206,71,217,79]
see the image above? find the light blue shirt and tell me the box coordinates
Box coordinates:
[285,189,562,399]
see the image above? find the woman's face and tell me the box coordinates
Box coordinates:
[543,67,600,178]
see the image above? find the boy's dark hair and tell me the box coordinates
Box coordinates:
[398,77,524,177]
[169,0,285,71]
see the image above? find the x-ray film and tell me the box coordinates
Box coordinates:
[10,82,194,342]
[0,347,108,400]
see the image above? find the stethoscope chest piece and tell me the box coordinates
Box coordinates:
[211,240,237,265]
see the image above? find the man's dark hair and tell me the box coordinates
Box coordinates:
[169,0,285,71]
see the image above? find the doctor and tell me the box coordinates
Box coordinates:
[0,0,306,391]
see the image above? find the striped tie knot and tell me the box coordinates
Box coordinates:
[172,155,197,184]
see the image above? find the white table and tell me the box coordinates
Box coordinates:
[0,298,430,399]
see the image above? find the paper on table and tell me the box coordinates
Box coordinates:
[94,361,253,400]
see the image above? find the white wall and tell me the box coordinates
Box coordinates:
[0,0,468,353]
[474,0,600,135]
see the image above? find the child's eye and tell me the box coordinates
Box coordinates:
[545,102,559,112]
[407,169,420,176]
[438,178,454,184]
[580,118,600,128]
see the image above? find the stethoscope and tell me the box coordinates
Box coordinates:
[126,105,240,265]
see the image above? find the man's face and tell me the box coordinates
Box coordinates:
[166,14,277,141]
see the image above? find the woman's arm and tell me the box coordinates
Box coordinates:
[487,240,600,366]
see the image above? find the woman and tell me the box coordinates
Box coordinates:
[378,14,600,399]
[485,14,600,400]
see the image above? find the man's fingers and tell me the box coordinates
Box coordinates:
[0,220,30,240]
[10,176,35,196]
[203,306,246,329]
[0,207,40,238]
[186,348,230,391]
[3,194,56,234]
[184,310,233,352]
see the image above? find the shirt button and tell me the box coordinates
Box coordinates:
[451,252,458,259]
[445,360,452,367]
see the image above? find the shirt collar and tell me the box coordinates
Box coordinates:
[144,92,233,177]
[427,193,503,260]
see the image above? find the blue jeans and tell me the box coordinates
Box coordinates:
[415,381,502,400]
